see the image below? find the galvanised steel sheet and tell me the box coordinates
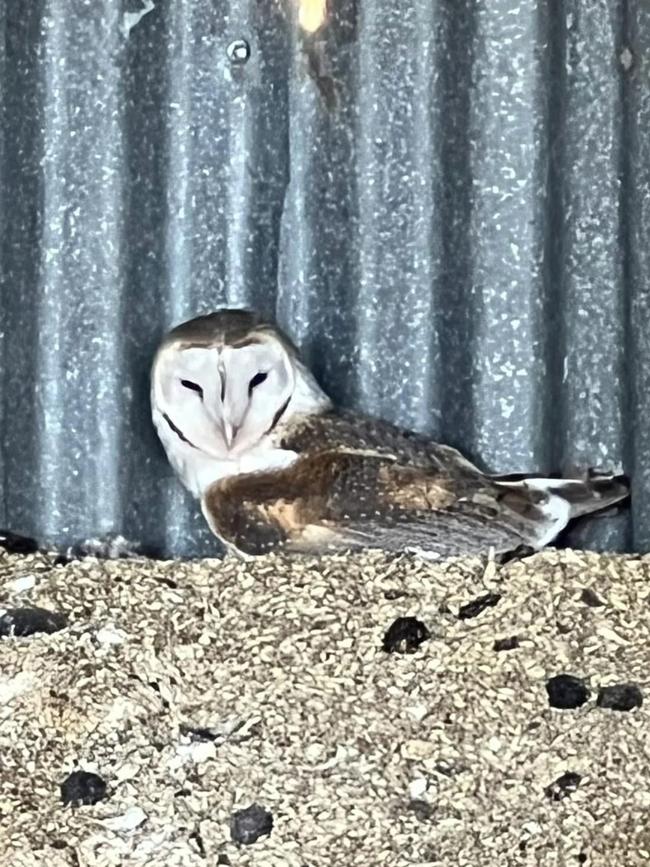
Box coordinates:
[0,0,645,556]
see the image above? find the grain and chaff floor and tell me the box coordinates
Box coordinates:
[1,546,648,866]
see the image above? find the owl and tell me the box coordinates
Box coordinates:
[151,309,628,558]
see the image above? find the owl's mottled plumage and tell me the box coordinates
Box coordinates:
[151,310,629,559]
[204,409,627,557]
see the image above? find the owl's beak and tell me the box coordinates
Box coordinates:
[222,420,240,451]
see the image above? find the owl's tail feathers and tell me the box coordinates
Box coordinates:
[495,471,629,549]
[544,473,630,520]
[494,469,629,517]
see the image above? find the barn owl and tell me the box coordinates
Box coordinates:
[151,309,628,558]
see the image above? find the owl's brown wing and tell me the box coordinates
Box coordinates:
[201,448,548,557]
[278,410,484,477]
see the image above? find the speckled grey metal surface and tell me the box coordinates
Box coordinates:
[0,0,645,557]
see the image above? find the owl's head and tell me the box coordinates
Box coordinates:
[150,309,330,495]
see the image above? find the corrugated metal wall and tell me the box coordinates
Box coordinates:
[0,0,647,557]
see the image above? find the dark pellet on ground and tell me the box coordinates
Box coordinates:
[457,593,502,620]
[408,799,434,821]
[180,724,218,742]
[60,771,107,807]
[494,635,519,652]
[382,616,430,653]
[0,530,39,555]
[544,771,582,801]
[383,588,406,600]
[580,587,605,607]
[546,674,590,709]
[597,683,643,712]
[230,803,273,845]
[498,545,536,564]
[0,606,67,638]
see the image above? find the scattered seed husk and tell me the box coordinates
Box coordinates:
[0,546,648,866]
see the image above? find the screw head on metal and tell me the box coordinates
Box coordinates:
[226,39,250,66]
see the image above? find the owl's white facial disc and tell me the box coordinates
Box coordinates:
[151,335,301,496]
[220,339,295,456]
[151,308,333,498]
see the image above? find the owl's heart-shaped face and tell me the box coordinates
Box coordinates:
[150,309,331,497]
[153,338,294,456]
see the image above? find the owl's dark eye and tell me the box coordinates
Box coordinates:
[248,371,268,394]
[180,379,203,397]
